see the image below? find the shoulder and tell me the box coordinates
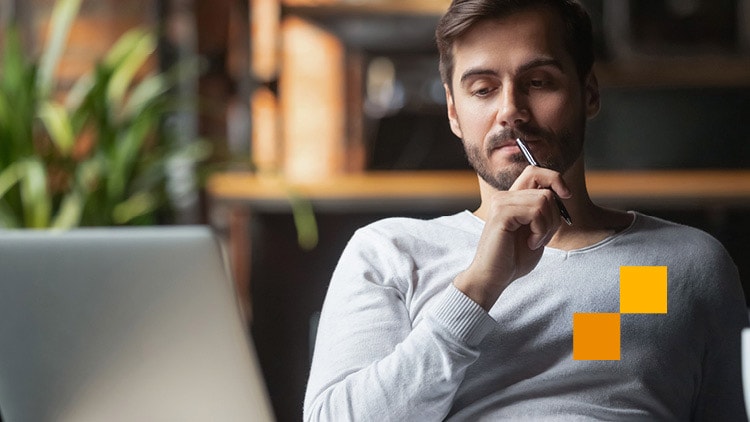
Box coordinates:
[331,212,479,292]
[618,212,739,285]
[630,212,729,258]
[340,211,480,270]
[628,212,741,291]
[352,211,480,246]
[627,213,745,315]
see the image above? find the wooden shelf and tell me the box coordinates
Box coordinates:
[583,170,750,207]
[282,0,449,16]
[207,169,750,211]
[595,57,750,88]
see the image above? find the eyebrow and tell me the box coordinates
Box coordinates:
[459,57,565,85]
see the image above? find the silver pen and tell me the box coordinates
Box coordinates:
[515,138,573,226]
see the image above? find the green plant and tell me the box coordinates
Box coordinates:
[0,0,209,228]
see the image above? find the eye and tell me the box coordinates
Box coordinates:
[529,79,547,89]
[471,86,497,98]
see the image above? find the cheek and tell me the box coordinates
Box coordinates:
[454,100,495,134]
[535,93,574,121]
[535,97,585,139]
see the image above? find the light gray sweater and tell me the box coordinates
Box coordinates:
[304,211,748,421]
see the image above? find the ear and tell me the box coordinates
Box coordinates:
[445,84,463,139]
[584,72,601,119]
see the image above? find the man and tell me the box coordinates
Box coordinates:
[304,0,748,420]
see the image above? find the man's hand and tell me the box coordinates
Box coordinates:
[454,166,572,311]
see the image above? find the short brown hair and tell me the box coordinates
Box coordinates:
[436,0,594,88]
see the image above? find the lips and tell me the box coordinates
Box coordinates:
[497,139,518,149]
[488,138,532,155]
[486,128,542,155]
[488,139,515,152]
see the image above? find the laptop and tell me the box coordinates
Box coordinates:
[0,226,275,422]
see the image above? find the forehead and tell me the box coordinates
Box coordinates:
[450,7,574,80]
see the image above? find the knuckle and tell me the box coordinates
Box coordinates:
[534,191,553,207]
[531,207,546,222]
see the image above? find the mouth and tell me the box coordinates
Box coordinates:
[489,138,536,156]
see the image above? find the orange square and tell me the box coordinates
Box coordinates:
[573,313,620,360]
[620,266,668,314]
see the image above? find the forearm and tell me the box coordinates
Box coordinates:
[304,285,495,422]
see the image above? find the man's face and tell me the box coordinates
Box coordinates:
[445,7,600,191]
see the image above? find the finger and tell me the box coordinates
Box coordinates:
[494,191,558,250]
[511,166,572,199]
[517,190,560,250]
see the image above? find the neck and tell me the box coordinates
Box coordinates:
[474,157,633,251]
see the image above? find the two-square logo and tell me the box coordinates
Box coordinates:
[573,266,668,360]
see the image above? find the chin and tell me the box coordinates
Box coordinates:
[481,165,526,192]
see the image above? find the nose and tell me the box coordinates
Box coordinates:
[495,84,529,128]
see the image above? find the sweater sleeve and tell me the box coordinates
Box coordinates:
[691,243,749,421]
[303,227,496,422]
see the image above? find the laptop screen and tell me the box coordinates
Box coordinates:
[0,226,274,421]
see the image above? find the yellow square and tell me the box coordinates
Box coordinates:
[620,266,668,314]
[573,313,620,360]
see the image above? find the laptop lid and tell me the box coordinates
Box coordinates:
[0,226,274,422]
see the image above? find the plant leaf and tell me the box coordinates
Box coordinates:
[0,28,37,164]
[17,159,51,228]
[103,29,148,68]
[0,203,21,228]
[37,0,83,97]
[75,155,105,192]
[0,162,24,199]
[38,101,76,156]
[51,190,84,229]
[107,113,154,201]
[112,191,157,224]
[0,88,10,130]
[122,72,167,119]
[64,71,94,110]
[287,192,318,250]
[105,30,156,115]
[2,29,28,98]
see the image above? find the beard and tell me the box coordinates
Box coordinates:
[462,124,584,191]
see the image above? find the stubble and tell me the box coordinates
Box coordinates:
[462,126,583,191]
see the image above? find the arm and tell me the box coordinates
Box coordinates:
[304,166,569,421]
[303,228,496,421]
[692,247,749,421]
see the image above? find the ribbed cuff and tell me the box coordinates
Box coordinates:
[429,284,496,347]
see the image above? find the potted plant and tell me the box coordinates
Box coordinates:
[0,0,209,229]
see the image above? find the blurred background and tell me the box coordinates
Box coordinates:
[1,0,749,420]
